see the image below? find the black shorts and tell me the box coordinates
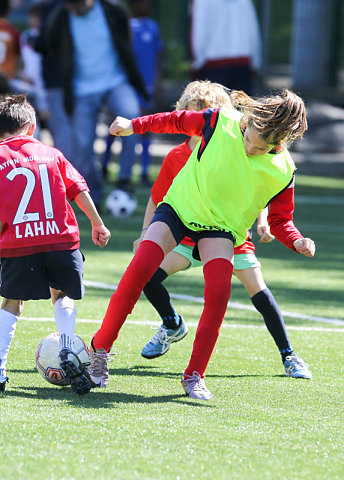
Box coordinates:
[151,203,235,260]
[0,249,85,301]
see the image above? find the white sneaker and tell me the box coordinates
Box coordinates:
[181,371,213,400]
[141,317,188,359]
[88,340,114,388]
[284,354,312,379]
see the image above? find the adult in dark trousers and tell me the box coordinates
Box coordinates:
[34,0,73,159]
[46,0,147,205]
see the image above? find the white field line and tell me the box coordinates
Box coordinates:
[82,280,344,326]
[20,316,344,333]
[294,195,344,205]
[298,224,344,233]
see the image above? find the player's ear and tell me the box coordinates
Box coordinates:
[26,122,36,137]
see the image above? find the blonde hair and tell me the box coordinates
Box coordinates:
[230,89,307,145]
[175,80,232,111]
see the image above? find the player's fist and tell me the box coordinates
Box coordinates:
[109,116,133,136]
[293,238,315,257]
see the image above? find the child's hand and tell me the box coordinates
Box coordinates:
[92,225,111,248]
[133,236,141,253]
[109,116,133,136]
[257,224,275,243]
[293,238,315,257]
[133,232,146,253]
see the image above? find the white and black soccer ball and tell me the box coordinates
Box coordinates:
[35,332,90,386]
[105,189,138,218]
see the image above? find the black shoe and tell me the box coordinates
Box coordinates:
[116,178,133,194]
[0,377,8,393]
[140,173,152,187]
[58,348,91,396]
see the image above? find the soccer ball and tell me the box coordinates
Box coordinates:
[105,189,138,218]
[35,332,90,386]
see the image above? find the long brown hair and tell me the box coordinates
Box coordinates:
[230,89,307,145]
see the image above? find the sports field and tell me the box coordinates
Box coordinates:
[1,169,344,480]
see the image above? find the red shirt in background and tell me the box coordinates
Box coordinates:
[0,19,20,78]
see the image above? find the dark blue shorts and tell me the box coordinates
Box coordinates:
[0,249,85,301]
[151,203,235,260]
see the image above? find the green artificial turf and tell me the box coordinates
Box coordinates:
[1,173,343,480]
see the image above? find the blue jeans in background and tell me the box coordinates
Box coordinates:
[71,82,140,204]
[46,88,72,159]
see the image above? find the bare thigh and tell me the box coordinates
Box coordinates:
[234,267,267,297]
[143,221,178,256]
[198,237,234,265]
[159,250,191,276]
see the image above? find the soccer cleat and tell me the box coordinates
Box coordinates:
[0,377,8,393]
[181,371,213,400]
[88,341,114,388]
[58,348,92,395]
[141,317,188,359]
[284,354,312,379]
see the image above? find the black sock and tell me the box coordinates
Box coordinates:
[143,267,180,329]
[251,288,294,362]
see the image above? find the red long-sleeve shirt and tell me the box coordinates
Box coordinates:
[0,135,88,257]
[133,110,303,251]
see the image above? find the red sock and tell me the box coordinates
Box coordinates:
[93,240,164,351]
[184,258,233,378]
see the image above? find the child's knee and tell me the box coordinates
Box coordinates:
[1,299,23,317]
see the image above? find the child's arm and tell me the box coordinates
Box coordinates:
[109,110,210,137]
[268,186,315,257]
[74,191,111,248]
[133,196,157,253]
[256,208,275,243]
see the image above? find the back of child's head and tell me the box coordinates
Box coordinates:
[0,0,10,17]
[0,94,36,138]
[230,89,307,145]
[175,80,232,112]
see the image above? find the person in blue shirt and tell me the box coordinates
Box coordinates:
[102,0,163,186]
[46,0,147,201]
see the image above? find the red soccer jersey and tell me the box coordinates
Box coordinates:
[151,138,255,254]
[0,135,89,257]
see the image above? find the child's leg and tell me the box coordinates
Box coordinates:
[143,251,190,329]
[141,251,191,359]
[184,237,234,378]
[234,267,294,360]
[93,221,177,351]
[141,134,151,179]
[51,289,76,351]
[0,299,23,380]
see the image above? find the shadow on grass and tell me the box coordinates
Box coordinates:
[4,386,213,408]
[109,365,268,380]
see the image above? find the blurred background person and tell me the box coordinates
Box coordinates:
[102,0,163,186]
[128,0,163,185]
[0,0,21,82]
[46,0,147,208]
[19,1,50,134]
[190,0,262,95]
[34,0,73,158]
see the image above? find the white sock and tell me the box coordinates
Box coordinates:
[0,309,18,380]
[54,297,76,351]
